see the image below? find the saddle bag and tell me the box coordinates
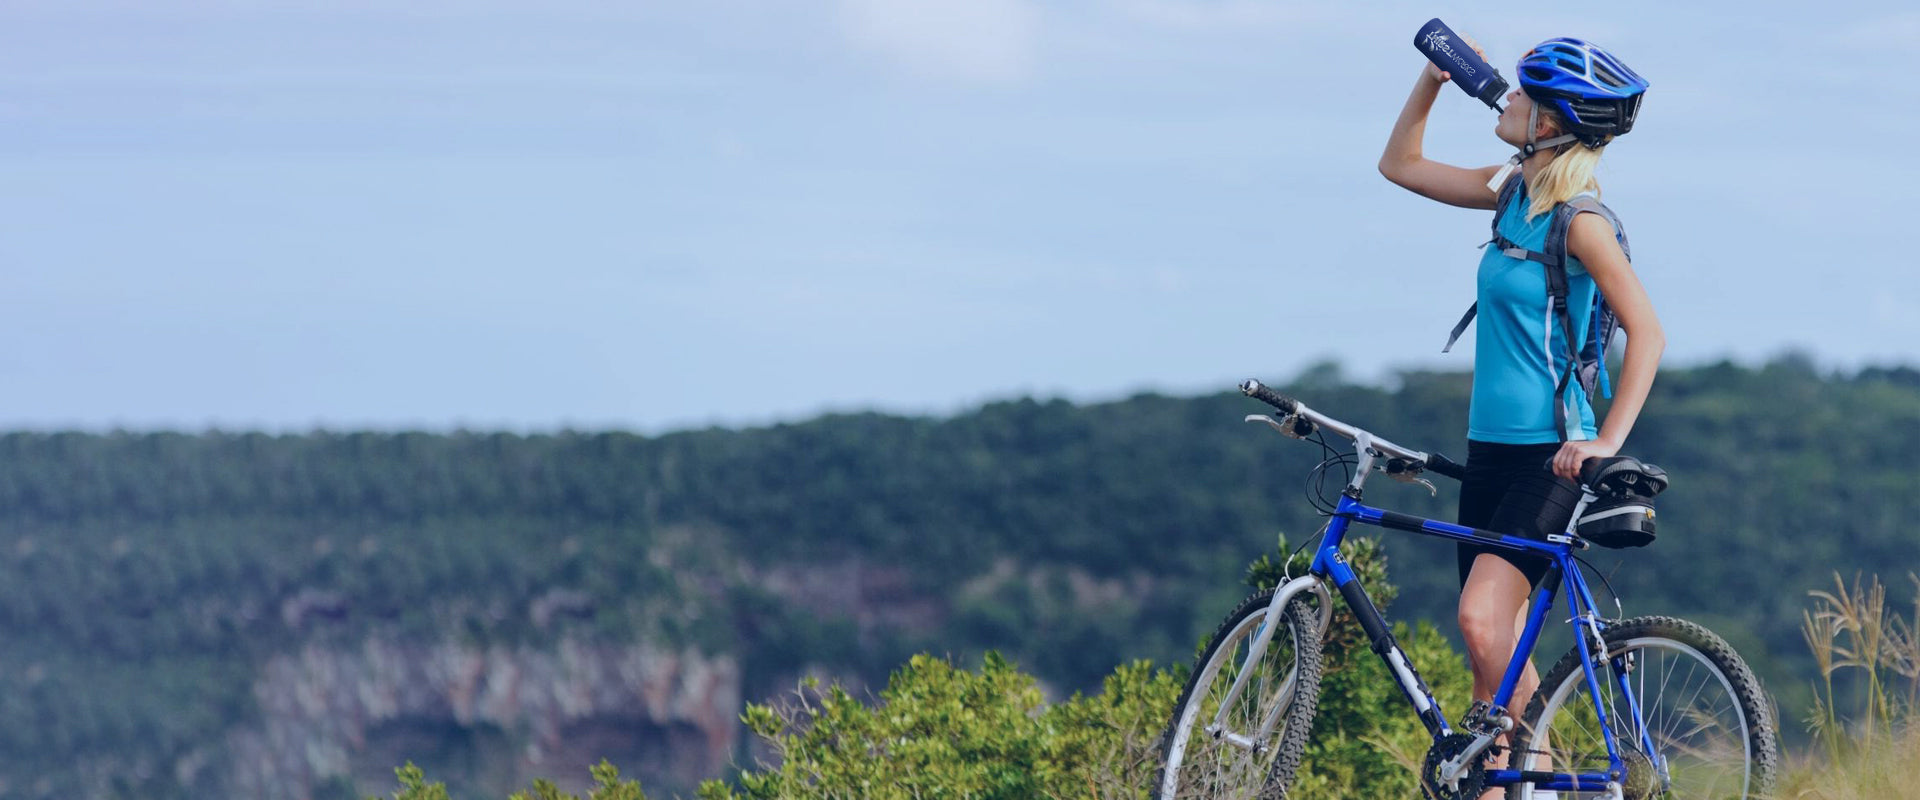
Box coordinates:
[1575,456,1666,549]
[1577,492,1657,548]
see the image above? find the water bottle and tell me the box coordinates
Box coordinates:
[1414,18,1508,112]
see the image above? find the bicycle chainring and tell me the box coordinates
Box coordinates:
[1421,733,1488,800]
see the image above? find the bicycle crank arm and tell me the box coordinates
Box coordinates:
[1439,732,1499,782]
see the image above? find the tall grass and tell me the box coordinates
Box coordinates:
[1780,572,1920,799]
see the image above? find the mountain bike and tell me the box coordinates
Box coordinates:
[1154,380,1778,800]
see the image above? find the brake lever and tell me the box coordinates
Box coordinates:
[1389,471,1438,496]
[1244,414,1316,440]
[1382,458,1438,496]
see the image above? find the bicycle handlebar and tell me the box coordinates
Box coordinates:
[1239,379,1299,415]
[1240,378,1466,482]
[1422,451,1466,481]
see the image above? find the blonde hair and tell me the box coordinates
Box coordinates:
[1525,108,1607,219]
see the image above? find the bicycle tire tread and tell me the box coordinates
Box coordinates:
[1154,590,1325,799]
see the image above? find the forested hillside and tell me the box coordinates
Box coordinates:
[3,357,1915,798]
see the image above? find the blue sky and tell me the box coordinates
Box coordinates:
[3,0,1914,432]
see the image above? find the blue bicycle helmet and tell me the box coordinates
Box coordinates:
[1517,38,1649,147]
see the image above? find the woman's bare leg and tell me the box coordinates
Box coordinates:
[1458,554,1541,799]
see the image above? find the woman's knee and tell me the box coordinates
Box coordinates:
[1458,554,1532,650]
[1457,603,1513,651]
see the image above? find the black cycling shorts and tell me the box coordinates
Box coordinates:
[1456,439,1583,588]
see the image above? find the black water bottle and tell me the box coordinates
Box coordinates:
[1414,18,1508,111]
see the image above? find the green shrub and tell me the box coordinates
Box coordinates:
[382,764,450,800]
[693,650,1178,800]
[507,761,648,800]
[699,535,1469,799]
[374,760,648,800]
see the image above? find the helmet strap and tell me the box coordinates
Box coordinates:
[1484,103,1580,192]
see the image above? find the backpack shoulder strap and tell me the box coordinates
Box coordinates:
[1486,174,1544,259]
[1445,174,1531,353]
[1442,302,1477,353]
[1551,194,1630,263]
[1488,172,1526,240]
[1543,200,1587,441]
[1558,195,1631,402]
[1542,201,1583,300]
[1540,194,1635,439]
[1489,176,1565,266]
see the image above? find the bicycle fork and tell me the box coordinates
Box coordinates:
[1205,574,1333,750]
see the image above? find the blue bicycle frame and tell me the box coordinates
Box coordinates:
[1312,491,1657,794]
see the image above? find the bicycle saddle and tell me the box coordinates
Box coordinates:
[1579,456,1668,498]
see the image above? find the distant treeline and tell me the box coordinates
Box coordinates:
[2,356,1915,798]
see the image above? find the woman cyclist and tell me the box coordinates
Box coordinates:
[1378,35,1665,796]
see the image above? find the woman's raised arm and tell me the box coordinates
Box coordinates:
[1379,64,1502,209]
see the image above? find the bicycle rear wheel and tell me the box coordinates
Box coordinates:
[1506,616,1778,800]
[1156,590,1323,800]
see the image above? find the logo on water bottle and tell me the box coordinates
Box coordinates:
[1422,30,1477,77]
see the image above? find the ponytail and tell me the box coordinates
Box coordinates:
[1525,108,1606,219]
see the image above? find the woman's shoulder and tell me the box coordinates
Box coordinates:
[1566,211,1623,274]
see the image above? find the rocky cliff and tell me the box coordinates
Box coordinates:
[210,640,739,799]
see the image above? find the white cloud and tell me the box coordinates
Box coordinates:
[838,0,1040,85]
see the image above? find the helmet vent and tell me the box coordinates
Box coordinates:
[1568,99,1619,124]
[1592,61,1628,88]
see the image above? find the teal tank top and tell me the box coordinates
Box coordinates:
[1467,186,1601,444]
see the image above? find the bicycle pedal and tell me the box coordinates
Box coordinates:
[1460,700,1513,735]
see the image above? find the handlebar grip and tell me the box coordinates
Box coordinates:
[1239,379,1298,414]
[1423,452,1467,482]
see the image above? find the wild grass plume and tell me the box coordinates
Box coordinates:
[1783,572,1920,798]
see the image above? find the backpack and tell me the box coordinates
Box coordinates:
[1442,174,1632,442]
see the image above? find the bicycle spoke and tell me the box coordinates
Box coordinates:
[1523,629,1762,800]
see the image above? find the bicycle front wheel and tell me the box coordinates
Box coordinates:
[1507,616,1778,800]
[1156,590,1323,800]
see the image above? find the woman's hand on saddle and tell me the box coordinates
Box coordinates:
[1552,437,1620,483]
